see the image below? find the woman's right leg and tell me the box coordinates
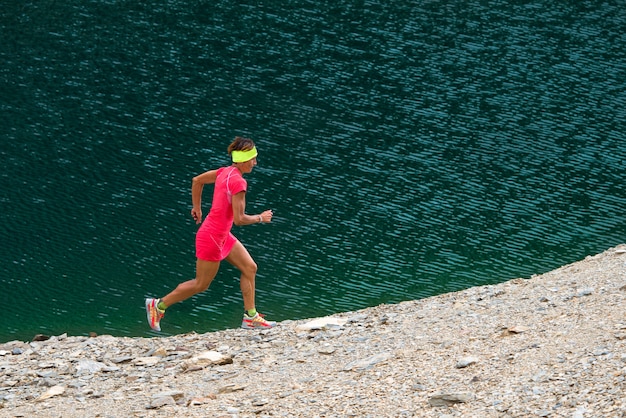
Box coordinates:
[161,258,220,307]
[146,259,219,331]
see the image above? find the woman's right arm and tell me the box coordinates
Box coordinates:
[191,170,218,224]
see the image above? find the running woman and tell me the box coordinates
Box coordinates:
[145,136,276,331]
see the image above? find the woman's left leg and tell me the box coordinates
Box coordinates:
[226,240,275,329]
[225,240,257,311]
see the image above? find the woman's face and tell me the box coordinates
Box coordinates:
[239,157,257,174]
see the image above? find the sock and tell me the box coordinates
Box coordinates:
[246,308,257,317]
[157,300,168,311]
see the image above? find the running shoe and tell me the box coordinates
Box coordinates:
[241,312,276,329]
[145,298,165,332]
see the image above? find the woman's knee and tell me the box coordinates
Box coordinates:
[242,260,258,277]
[173,278,210,297]
[194,260,219,292]
[193,279,212,293]
[191,274,215,293]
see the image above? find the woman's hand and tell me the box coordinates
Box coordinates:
[191,207,202,224]
[259,209,274,223]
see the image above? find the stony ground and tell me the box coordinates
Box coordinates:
[1,245,625,418]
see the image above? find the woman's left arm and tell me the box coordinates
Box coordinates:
[232,191,273,226]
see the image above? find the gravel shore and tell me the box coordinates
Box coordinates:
[2,245,625,418]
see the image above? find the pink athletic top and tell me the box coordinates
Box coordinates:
[195,166,247,261]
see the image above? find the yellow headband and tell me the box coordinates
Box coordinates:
[231,147,258,163]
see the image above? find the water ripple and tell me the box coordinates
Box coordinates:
[2,0,626,341]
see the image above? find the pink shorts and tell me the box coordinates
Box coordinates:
[196,231,237,262]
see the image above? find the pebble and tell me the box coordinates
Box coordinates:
[428,392,475,407]
[1,245,626,417]
[455,357,478,369]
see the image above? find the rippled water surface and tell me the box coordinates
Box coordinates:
[1,0,625,342]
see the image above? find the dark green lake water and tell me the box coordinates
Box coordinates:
[2,0,625,342]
